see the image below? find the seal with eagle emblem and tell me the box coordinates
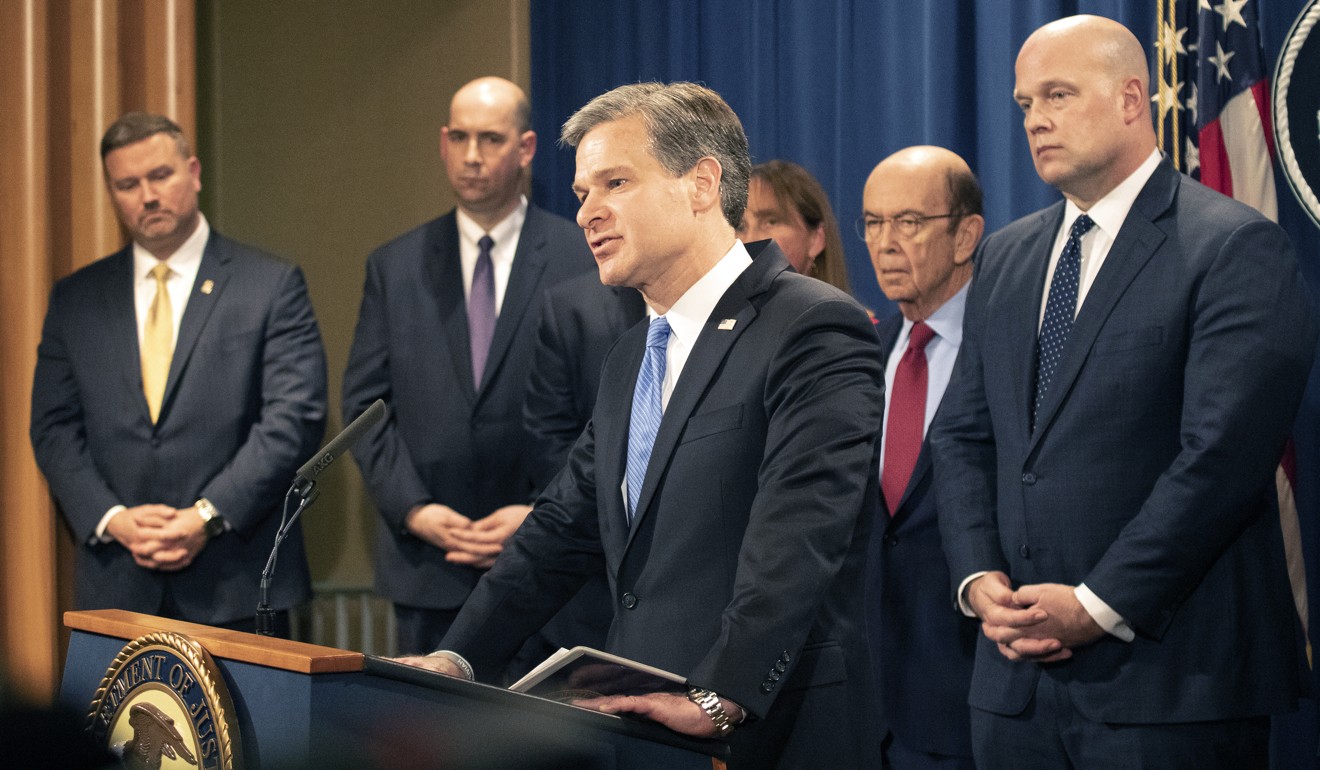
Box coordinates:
[85,632,240,770]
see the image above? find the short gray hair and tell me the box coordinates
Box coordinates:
[560,82,750,229]
[101,112,190,161]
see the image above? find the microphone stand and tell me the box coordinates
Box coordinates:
[254,398,385,636]
[255,483,318,637]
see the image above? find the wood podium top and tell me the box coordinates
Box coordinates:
[64,609,364,675]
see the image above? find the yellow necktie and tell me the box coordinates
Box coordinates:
[142,263,174,423]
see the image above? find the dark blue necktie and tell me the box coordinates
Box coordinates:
[626,316,670,520]
[469,235,496,388]
[1033,214,1094,431]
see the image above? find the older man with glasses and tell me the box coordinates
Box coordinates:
[859,145,985,770]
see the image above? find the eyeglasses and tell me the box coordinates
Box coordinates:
[855,213,956,241]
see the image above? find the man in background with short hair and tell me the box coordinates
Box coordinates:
[342,76,594,661]
[31,111,327,635]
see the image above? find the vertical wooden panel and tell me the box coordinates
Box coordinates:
[121,0,196,138]
[63,0,124,274]
[0,0,59,703]
[0,0,196,705]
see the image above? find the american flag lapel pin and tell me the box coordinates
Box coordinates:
[201,279,214,295]
[718,318,736,331]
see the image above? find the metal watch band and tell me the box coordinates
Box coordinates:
[425,649,475,681]
[687,686,734,737]
[195,498,224,538]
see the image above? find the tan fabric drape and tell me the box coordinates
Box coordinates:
[0,0,194,704]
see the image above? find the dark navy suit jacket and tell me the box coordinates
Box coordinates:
[444,242,885,768]
[932,160,1316,723]
[866,313,976,759]
[522,271,646,652]
[30,232,327,624]
[342,204,593,610]
[524,270,647,492]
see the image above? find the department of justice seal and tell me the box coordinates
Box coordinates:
[1275,0,1320,228]
[86,632,240,770]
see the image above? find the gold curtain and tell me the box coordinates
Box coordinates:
[0,0,194,704]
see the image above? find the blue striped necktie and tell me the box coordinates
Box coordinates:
[626,316,670,519]
[1033,213,1094,431]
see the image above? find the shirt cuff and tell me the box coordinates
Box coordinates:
[1075,583,1135,642]
[95,505,126,544]
[956,571,989,617]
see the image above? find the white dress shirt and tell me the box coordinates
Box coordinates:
[878,283,968,476]
[133,213,210,347]
[455,196,528,315]
[98,214,211,541]
[620,239,754,508]
[958,150,1164,643]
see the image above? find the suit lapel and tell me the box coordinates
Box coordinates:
[598,323,647,553]
[1029,164,1175,448]
[425,215,477,403]
[158,234,229,425]
[477,207,549,402]
[878,314,932,523]
[103,248,148,422]
[624,248,785,549]
[1009,205,1065,444]
[889,445,932,524]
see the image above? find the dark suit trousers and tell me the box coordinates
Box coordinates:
[970,674,1269,769]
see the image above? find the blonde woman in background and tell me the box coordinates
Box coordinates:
[739,159,852,294]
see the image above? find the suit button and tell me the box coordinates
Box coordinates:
[884,535,899,547]
[1021,472,1036,485]
[767,671,780,682]
[150,437,161,448]
[621,592,638,610]
[760,682,774,694]
[779,651,791,664]
[774,661,786,673]
[1019,544,1031,559]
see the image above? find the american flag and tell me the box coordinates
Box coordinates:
[1154,0,1307,646]
[1153,0,1278,218]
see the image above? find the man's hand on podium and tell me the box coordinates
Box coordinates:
[571,691,744,739]
[391,650,474,680]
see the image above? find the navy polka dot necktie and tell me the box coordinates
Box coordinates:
[1033,213,1094,432]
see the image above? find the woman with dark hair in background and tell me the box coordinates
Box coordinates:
[738,159,852,294]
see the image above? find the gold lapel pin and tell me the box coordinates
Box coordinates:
[718,318,736,331]
[200,279,214,295]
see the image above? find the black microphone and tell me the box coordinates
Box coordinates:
[256,399,387,636]
[291,398,386,499]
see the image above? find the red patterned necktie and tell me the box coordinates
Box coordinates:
[882,321,936,514]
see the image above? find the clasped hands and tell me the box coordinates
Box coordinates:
[967,571,1105,663]
[405,503,532,569]
[106,504,209,571]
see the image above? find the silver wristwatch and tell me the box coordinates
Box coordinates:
[687,686,734,737]
[195,498,225,538]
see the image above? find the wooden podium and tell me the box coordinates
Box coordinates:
[60,610,727,769]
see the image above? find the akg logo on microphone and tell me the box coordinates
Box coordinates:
[311,452,334,475]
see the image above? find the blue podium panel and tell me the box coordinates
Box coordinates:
[61,611,724,770]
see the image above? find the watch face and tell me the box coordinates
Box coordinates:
[204,516,225,538]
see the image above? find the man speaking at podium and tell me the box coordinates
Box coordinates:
[397,82,884,768]
[30,113,327,635]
